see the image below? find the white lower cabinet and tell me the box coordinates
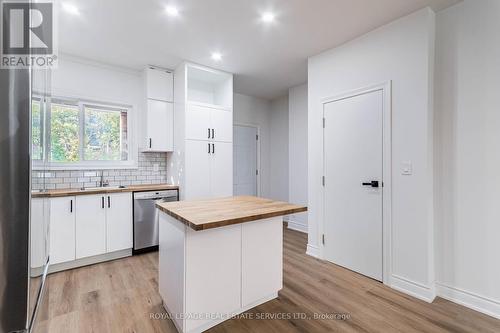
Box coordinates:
[47,192,133,268]
[106,193,133,252]
[49,196,76,265]
[76,194,107,259]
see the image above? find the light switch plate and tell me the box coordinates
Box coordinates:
[402,161,412,175]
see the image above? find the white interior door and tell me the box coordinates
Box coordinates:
[233,125,258,196]
[323,89,383,281]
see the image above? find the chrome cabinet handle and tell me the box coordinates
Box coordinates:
[101,196,105,209]
[211,128,215,139]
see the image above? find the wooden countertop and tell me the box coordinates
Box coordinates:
[32,184,179,198]
[156,196,307,231]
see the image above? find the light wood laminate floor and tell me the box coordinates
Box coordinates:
[35,228,500,333]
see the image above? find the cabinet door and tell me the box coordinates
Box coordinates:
[210,142,233,197]
[31,198,46,268]
[146,68,173,102]
[49,197,75,265]
[75,194,106,259]
[147,100,173,151]
[185,140,211,200]
[210,109,232,143]
[186,104,211,141]
[106,192,133,252]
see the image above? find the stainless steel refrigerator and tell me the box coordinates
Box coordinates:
[0,5,51,332]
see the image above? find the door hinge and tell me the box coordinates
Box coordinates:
[322,176,325,186]
[323,117,325,128]
[256,169,259,175]
[322,234,325,245]
[256,134,259,140]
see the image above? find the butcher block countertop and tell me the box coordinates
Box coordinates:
[156,196,307,231]
[32,184,179,198]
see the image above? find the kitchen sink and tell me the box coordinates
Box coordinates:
[80,186,127,191]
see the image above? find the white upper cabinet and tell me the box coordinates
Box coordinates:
[146,99,174,151]
[144,66,174,152]
[145,67,174,102]
[186,104,232,142]
[210,108,233,143]
[186,104,211,141]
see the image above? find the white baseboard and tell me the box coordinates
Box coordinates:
[48,249,132,274]
[436,283,500,320]
[306,244,320,259]
[286,220,308,233]
[390,274,436,303]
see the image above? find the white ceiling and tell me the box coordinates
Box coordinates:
[58,0,460,100]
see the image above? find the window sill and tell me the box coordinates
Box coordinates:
[32,162,139,171]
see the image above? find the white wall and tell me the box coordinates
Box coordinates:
[233,93,272,197]
[308,8,436,301]
[288,84,308,232]
[269,96,289,202]
[435,0,500,319]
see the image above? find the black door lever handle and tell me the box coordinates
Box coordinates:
[362,181,380,188]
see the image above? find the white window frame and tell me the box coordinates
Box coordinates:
[32,95,137,170]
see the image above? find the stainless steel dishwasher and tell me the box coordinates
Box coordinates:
[133,190,178,253]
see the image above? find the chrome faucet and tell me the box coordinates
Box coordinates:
[99,170,109,187]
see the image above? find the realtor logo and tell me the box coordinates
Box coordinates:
[1,1,57,68]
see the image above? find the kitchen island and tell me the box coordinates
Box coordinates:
[156,196,307,333]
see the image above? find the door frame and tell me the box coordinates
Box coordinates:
[320,81,392,285]
[233,123,261,197]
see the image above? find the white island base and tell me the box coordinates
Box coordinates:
[158,213,283,333]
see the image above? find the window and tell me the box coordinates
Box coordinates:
[32,97,132,168]
[83,105,128,161]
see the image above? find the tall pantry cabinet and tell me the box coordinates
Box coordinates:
[168,63,234,200]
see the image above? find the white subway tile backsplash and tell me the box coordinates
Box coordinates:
[32,153,168,190]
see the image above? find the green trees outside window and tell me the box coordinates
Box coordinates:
[32,98,129,164]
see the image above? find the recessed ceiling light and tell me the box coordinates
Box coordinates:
[62,3,80,15]
[211,52,222,61]
[261,12,275,23]
[165,5,179,17]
